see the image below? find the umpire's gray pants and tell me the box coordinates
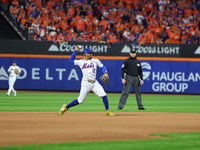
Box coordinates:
[118,75,144,109]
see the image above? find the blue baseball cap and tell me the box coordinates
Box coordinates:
[84,48,93,53]
[13,61,17,63]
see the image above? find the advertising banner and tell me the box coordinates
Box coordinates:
[0,56,200,94]
[180,44,200,58]
[1,40,200,58]
[139,60,200,94]
[112,43,180,57]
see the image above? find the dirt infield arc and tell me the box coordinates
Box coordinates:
[0,111,200,146]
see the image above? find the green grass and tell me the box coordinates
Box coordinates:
[0,91,200,150]
[0,91,199,113]
[0,132,199,150]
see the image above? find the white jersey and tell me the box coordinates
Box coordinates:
[74,58,103,81]
[8,65,21,77]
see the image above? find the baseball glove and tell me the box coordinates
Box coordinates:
[15,69,19,74]
[99,74,110,85]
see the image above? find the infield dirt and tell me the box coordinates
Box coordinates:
[0,111,200,146]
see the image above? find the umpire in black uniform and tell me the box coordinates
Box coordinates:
[117,47,145,110]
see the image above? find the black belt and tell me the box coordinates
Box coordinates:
[129,75,138,77]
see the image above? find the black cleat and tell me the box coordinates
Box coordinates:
[117,107,123,110]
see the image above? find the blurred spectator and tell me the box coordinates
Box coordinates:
[2,0,200,45]
[158,0,167,12]
[136,11,145,25]
[99,16,110,32]
[160,27,168,43]
[144,29,154,43]
[108,33,120,43]
[121,10,131,23]
[137,33,146,45]
[76,16,86,36]
[122,27,131,41]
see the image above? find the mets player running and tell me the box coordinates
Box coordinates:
[59,46,114,116]
[6,61,22,96]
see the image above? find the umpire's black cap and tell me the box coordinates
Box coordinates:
[130,47,138,53]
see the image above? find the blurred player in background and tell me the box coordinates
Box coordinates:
[6,61,22,96]
[59,46,114,116]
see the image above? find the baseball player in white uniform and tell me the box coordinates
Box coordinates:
[59,46,114,116]
[6,61,21,96]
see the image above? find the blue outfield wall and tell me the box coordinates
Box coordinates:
[0,56,200,94]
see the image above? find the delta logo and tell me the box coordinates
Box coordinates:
[0,67,9,80]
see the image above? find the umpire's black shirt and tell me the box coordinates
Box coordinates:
[121,56,143,80]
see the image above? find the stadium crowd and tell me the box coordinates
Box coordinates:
[2,0,200,45]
